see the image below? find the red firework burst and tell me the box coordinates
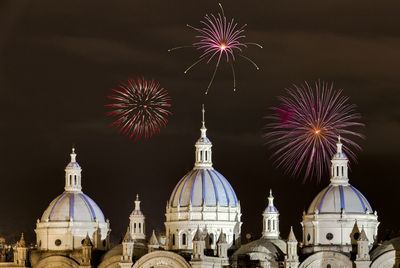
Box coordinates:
[263,81,364,182]
[106,78,172,140]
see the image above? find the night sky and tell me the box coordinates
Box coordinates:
[0,0,399,245]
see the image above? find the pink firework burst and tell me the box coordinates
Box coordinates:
[106,78,172,141]
[263,81,365,182]
[169,3,262,94]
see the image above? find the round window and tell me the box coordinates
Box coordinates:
[326,233,333,240]
[307,234,311,241]
[353,232,360,240]
[55,239,62,246]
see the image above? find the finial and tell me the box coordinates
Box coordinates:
[136,194,139,201]
[202,104,205,122]
[70,145,77,162]
[336,135,343,154]
[267,189,274,207]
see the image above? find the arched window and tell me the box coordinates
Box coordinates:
[69,175,72,185]
[172,234,176,246]
[273,220,276,230]
[134,223,136,232]
[336,166,339,176]
[342,166,344,176]
[209,233,214,245]
[139,223,141,232]
[268,219,271,230]
[182,233,186,245]
[233,234,236,245]
[74,175,77,184]
[327,265,331,268]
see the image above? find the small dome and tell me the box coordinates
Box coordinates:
[169,169,238,207]
[233,237,286,260]
[41,192,105,222]
[307,184,372,214]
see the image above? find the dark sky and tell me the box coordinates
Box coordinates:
[0,0,399,245]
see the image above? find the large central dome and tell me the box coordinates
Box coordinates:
[169,168,238,207]
[165,106,242,251]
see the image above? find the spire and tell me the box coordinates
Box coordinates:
[123,228,134,243]
[64,146,82,192]
[149,230,159,246]
[287,226,297,242]
[330,136,349,185]
[358,228,368,242]
[193,226,204,241]
[194,104,213,169]
[200,104,207,138]
[217,230,227,244]
[83,233,93,246]
[17,233,26,247]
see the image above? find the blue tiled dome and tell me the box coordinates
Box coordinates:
[307,184,373,214]
[169,169,238,207]
[41,192,105,222]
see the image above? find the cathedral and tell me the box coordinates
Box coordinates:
[0,108,399,268]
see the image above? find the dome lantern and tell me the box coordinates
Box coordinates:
[64,146,82,192]
[330,136,349,185]
[194,104,212,169]
[262,189,280,239]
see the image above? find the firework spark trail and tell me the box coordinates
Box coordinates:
[263,81,364,182]
[106,78,172,141]
[169,3,262,94]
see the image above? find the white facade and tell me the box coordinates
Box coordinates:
[34,148,110,251]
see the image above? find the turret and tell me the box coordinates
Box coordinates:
[81,234,93,267]
[192,227,205,260]
[120,228,134,268]
[129,194,146,240]
[355,228,371,268]
[262,189,280,239]
[14,233,28,266]
[284,227,299,268]
[216,230,228,258]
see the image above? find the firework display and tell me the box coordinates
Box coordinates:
[106,78,172,140]
[263,81,364,182]
[169,3,262,94]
